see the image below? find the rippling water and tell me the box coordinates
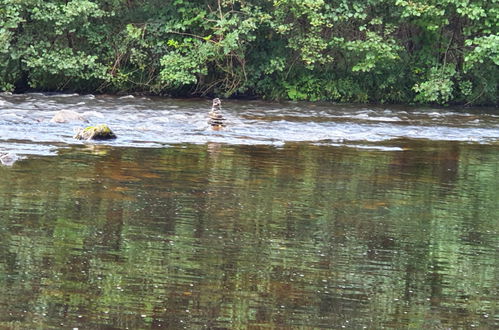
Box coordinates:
[0,94,498,328]
[1,93,498,157]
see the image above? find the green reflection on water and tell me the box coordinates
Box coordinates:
[0,142,498,329]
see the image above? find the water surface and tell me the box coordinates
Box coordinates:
[0,94,498,328]
[1,93,498,156]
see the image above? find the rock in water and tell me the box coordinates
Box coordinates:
[51,110,88,123]
[73,124,117,141]
[208,98,226,129]
[0,153,19,166]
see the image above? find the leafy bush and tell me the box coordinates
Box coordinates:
[0,0,496,105]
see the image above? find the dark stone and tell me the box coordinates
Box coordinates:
[208,98,226,129]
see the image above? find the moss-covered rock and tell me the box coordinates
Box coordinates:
[73,124,117,140]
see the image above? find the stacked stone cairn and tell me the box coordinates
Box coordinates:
[208,98,226,129]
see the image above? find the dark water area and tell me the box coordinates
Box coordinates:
[0,94,498,328]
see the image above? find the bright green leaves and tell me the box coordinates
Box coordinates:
[30,0,107,34]
[160,52,200,85]
[464,35,499,71]
[24,45,107,88]
[389,0,497,104]
[0,0,24,31]
[126,24,145,41]
[0,0,114,91]
[346,32,401,73]
[395,0,443,18]
[413,65,456,104]
[455,1,487,21]
[0,0,26,90]
[270,0,335,67]
[160,42,213,86]
[159,2,262,95]
[288,34,332,67]
[461,34,499,104]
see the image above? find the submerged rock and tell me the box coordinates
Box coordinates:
[208,98,226,129]
[73,124,117,141]
[0,153,19,166]
[51,110,88,123]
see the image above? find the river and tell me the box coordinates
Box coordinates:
[1,93,498,328]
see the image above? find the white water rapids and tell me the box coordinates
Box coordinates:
[1,92,498,157]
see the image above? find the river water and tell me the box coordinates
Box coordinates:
[0,93,498,328]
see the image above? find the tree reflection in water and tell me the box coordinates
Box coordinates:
[0,142,497,329]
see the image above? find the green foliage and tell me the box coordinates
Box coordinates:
[345,31,401,73]
[24,45,107,88]
[0,0,497,104]
[464,35,499,71]
[160,42,213,87]
[413,65,456,104]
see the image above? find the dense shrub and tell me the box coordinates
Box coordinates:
[0,0,497,105]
